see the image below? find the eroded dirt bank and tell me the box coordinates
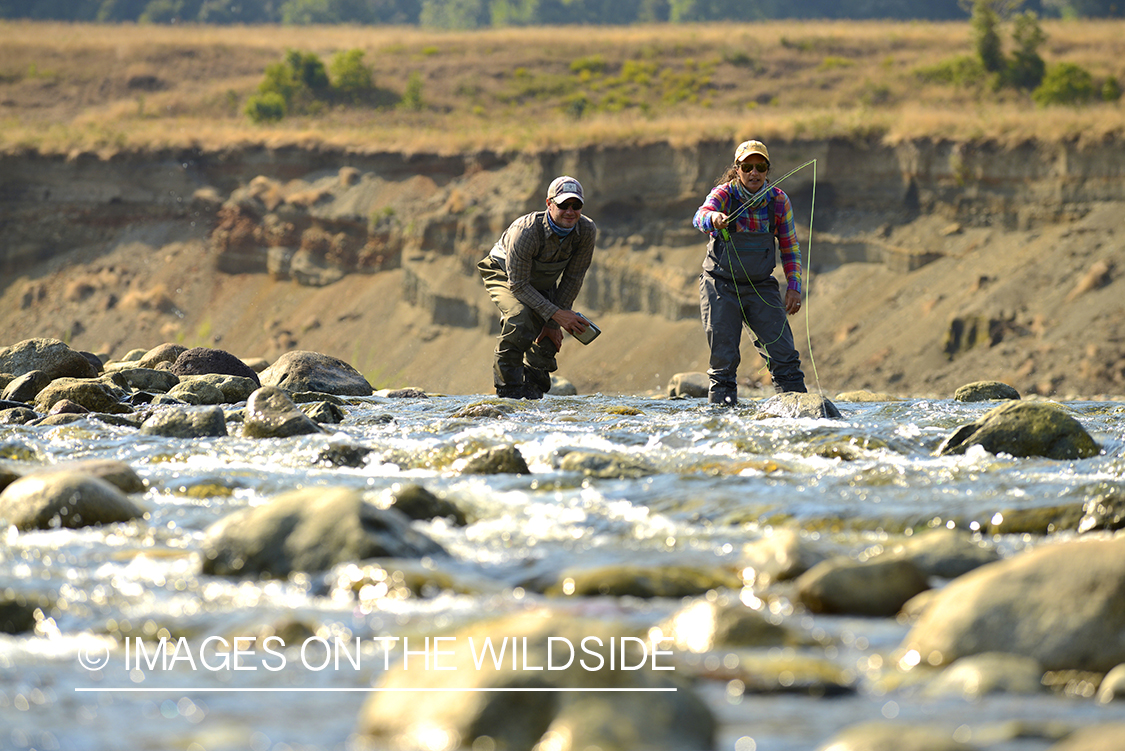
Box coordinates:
[1,138,1122,397]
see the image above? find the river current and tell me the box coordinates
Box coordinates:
[3,392,1125,750]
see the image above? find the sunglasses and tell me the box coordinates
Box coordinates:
[739,161,769,173]
[557,200,583,211]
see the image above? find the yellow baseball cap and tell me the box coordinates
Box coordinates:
[735,140,770,164]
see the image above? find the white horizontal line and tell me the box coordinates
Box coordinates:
[75,687,677,693]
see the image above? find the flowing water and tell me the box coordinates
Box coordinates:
[3,393,1125,751]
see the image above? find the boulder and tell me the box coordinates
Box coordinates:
[900,536,1125,672]
[922,652,1044,698]
[1046,724,1125,751]
[815,722,974,751]
[242,386,324,438]
[1,369,51,403]
[871,528,1000,579]
[356,611,714,751]
[0,338,99,380]
[388,484,467,525]
[459,445,530,475]
[141,406,228,438]
[167,379,227,405]
[259,350,372,396]
[32,459,146,494]
[757,392,842,419]
[0,471,144,531]
[137,342,188,369]
[33,378,132,414]
[659,599,791,652]
[102,367,180,394]
[170,346,261,387]
[200,486,447,577]
[937,401,1100,460]
[953,380,1020,402]
[667,372,709,398]
[796,556,929,616]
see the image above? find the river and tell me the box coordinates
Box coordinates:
[2,391,1125,750]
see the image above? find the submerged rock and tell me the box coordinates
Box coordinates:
[141,406,229,438]
[937,401,1100,460]
[954,380,1021,402]
[0,471,144,531]
[796,556,929,616]
[757,392,842,419]
[200,486,447,578]
[357,611,714,751]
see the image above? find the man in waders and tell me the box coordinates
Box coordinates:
[477,176,597,399]
[692,140,806,405]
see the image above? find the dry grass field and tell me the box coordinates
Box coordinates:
[1,19,1124,156]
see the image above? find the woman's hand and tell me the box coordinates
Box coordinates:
[784,289,802,315]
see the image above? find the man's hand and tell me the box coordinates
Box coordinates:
[784,289,802,316]
[551,309,588,337]
[536,325,563,352]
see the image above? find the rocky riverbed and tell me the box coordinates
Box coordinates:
[2,337,1125,751]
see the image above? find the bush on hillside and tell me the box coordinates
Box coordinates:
[245,92,287,123]
[1032,62,1096,105]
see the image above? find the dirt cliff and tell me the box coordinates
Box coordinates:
[1,138,1123,398]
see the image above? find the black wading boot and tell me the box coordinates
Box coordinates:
[496,384,543,400]
[525,367,552,395]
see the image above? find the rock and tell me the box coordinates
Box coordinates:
[259,350,372,396]
[356,611,714,751]
[33,459,146,494]
[796,557,929,616]
[816,721,974,751]
[1096,663,1125,703]
[170,346,262,387]
[459,445,530,474]
[0,338,99,380]
[549,374,577,395]
[757,392,842,419]
[0,407,38,425]
[0,471,144,531]
[200,486,447,577]
[137,342,188,369]
[900,536,1125,672]
[923,652,1045,697]
[242,386,324,438]
[1,369,51,403]
[389,484,467,525]
[315,443,373,468]
[872,528,1000,579]
[140,406,229,438]
[937,401,1101,460]
[556,449,657,479]
[954,380,1021,402]
[377,387,427,398]
[740,528,832,585]
[835,390,903,402]
[0,594,39,634]
[667,372,709,398]
[102,367,180,394]
[659,599,791,652]
[1046,724,1125,751]
[300,400,345,424]
[34,378,132,414]
[78,350,104,374]
[167,378,227,405]
[538,563,742,598]
[48,398,88,415]
[1078,489,1125,533]
[190,373,259,404]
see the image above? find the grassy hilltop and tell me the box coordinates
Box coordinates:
[1,18,1124,156]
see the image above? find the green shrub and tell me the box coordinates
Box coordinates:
[570,55,607,75]
[1032,62,1096,106]
[330,49,374,102]
[1103,76,1122,102]
[244,92,287,123]
[400,71,424,110]
[915,55,988,87]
